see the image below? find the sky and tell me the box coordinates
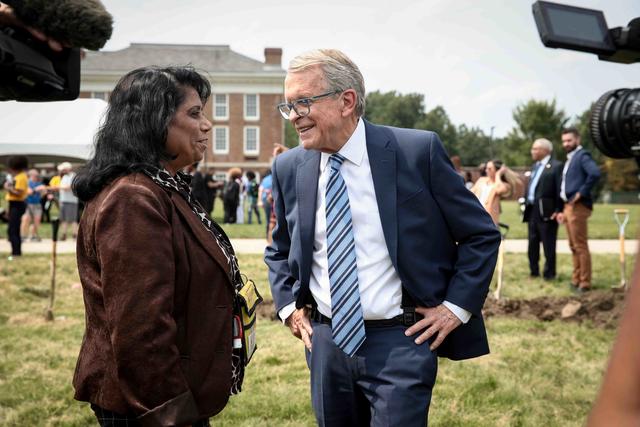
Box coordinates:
[99,0,639,137]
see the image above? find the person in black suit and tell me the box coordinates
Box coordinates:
[523,138,563,280]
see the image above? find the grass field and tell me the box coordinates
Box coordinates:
[2,192,639,240]
[0,252,629,426]
[499,200,640,239]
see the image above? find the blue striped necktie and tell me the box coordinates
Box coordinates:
[325,153,365,357]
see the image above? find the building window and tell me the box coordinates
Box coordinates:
[91,91,108,100]
[244,94,259,120]
[213,126,229,154]
[244,126,260,156]
[213,94,228,120]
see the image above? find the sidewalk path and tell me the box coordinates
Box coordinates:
[2,239,638,255]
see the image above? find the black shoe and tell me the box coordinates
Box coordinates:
[543,275,556,281]
[529,273,540,278]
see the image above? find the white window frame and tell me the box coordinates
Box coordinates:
[213,94,229,120]
[243,126,260,156]
[213,126,229,154]
[244,94,260,120]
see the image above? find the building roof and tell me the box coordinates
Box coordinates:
[82,43,283,74]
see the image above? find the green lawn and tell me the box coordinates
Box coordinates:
[499,200,640,239]
[2,192,638,240]
[0,252,625,426]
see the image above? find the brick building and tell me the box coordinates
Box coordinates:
[80,43,286,179]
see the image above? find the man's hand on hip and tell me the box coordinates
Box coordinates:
[285,307,313,351]
[405,304,462,351]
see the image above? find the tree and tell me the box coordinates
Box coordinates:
[503,99,569,166]
[456,124,494,166]
[415,106,458,155]
[364,91,425,129]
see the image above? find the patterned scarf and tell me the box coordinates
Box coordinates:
[142,166,245,394]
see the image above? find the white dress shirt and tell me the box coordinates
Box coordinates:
[527,154,550,203]
[560,146,582,201]
[279,119,470,324]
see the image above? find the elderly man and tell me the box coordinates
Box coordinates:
[264,49,500,426]
[523,138,564,280]
[556,127,601,292]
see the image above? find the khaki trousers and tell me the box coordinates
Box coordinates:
[563,202,592,288]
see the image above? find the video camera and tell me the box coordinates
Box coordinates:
[0,27,80,102]
[533,1,640,164]
[0,0,112,102]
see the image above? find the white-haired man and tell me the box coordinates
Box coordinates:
[265,49,500,426]
[523,138,563,280]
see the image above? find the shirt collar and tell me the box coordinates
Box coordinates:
[539,154,551,166]
[567,145,583,159]
[320,118,366,172]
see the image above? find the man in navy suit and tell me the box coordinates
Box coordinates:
[556,127,601,292]
[264,49,500,426]
[523,138,564,280]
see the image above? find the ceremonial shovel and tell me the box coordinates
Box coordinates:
[45,218,60,321]
[493,222,510,300]
[613,209,630,290]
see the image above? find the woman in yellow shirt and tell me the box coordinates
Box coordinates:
[4,156,28,259]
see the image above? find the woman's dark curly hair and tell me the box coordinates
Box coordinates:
[73,66,211,201]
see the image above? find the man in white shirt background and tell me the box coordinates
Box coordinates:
[265,49,500,426]
[555,128,601,292]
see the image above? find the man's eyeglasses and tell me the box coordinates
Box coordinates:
[277,90,342,119]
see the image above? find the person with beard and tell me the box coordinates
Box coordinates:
[555,127,601,293]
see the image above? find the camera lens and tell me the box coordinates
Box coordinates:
[590,88,640,159]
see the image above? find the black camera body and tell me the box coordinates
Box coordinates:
[0,26,80,102]
[533,1,640,164]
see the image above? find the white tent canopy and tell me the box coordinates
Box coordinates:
[0,99,107,161]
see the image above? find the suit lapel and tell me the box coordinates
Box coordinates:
[172,196,233,283]
[296,150,321,284]
[365,121,399,270]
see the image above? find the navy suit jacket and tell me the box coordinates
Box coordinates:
[563,148,601,209]
[264,121,501,360]
[523,159,564,222]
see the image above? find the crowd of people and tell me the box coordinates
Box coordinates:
[2,158,79,259]
[184,143,289,244]
[461,128,601,293]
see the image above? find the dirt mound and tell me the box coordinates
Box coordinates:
[483,289,627,329]
[256,289,628,329]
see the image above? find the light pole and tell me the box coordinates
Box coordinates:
[489,126,495,159]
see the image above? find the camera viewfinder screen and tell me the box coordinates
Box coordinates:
[546,7,608,44]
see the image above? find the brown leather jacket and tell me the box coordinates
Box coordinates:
[73,173,235,426]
